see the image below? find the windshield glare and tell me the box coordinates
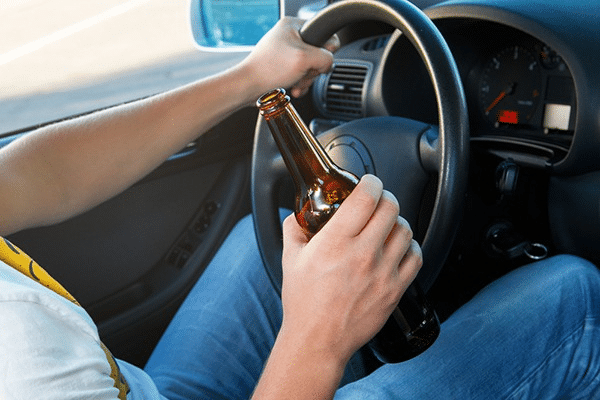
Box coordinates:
[0,0,246,134]
[0,0,438,135]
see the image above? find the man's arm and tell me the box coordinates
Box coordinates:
[252,175,423,399]
[0,18,338,236]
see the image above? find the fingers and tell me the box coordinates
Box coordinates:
[289,69,322,98]
[289,44,337,97]
[317,173,420,289]
[381,216,420,275]
[397,239,423,290]
[285,171,421,291]
[320,174,384,238]
[289,47,334,98]
[358,190,401,248]
[359,200,420,293]
[283,17,339,98]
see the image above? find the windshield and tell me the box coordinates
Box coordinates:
[0,0,245,134]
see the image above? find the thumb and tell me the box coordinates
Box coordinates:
[322,33,341,54]
[282,214,309,263]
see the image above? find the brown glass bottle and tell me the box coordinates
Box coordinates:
[257,88,440,363]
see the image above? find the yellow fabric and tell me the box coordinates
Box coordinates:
[0,237,130,400]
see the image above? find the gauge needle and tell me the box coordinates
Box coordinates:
[485,83,516,115]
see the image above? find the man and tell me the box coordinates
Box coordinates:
[1,17,600,400]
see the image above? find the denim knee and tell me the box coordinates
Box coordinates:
[533,254,600,297]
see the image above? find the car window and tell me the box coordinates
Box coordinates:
[0,0,245,135]
[0,0,439,136]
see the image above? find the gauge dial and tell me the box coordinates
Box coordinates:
[539,45,563,69]
[479,46,542,127]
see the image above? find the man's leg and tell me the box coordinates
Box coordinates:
[335,255,600,399]
[144,214,365,399]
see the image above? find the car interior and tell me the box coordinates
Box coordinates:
[2,0,599,370]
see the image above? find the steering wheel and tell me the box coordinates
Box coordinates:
[252,0,469,295]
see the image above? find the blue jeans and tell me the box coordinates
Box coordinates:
[144,214,600,399]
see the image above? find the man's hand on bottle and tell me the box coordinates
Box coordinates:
[280,174,423,366]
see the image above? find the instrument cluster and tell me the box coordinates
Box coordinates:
[468,40,576,140]
[381,19,577,154]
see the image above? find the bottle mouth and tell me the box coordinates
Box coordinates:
[257,87,290,115]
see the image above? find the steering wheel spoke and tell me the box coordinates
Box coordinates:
[419,126,441,173]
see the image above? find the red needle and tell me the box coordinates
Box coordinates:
[485,91,506,115]
[485,83,516,115]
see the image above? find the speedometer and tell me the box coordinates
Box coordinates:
[479,46,542,127]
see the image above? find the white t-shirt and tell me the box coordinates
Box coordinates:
[0,260,164,400]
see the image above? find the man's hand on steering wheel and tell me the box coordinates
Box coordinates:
[240,17,340,101]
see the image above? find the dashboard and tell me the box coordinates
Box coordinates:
[313,0,600,175]
[382,18,576,166]
[309,0,600,267]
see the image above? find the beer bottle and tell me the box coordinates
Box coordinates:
[257,88,440,363]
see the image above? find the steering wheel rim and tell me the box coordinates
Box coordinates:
[252,0,469,296]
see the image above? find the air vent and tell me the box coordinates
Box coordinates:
[324,63,369,120]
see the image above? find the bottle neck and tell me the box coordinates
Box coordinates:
[268,106,335,183]
[259,89,336,188]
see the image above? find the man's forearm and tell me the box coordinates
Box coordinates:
[0,16,337,236]
[0,62,260,236]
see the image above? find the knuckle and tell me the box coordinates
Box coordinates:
[381,190,400,215]
[353,189,380,212]
[358,247,377,267]
[410,240,424,269]
[353,244,379,272]
[396,216,414,241]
